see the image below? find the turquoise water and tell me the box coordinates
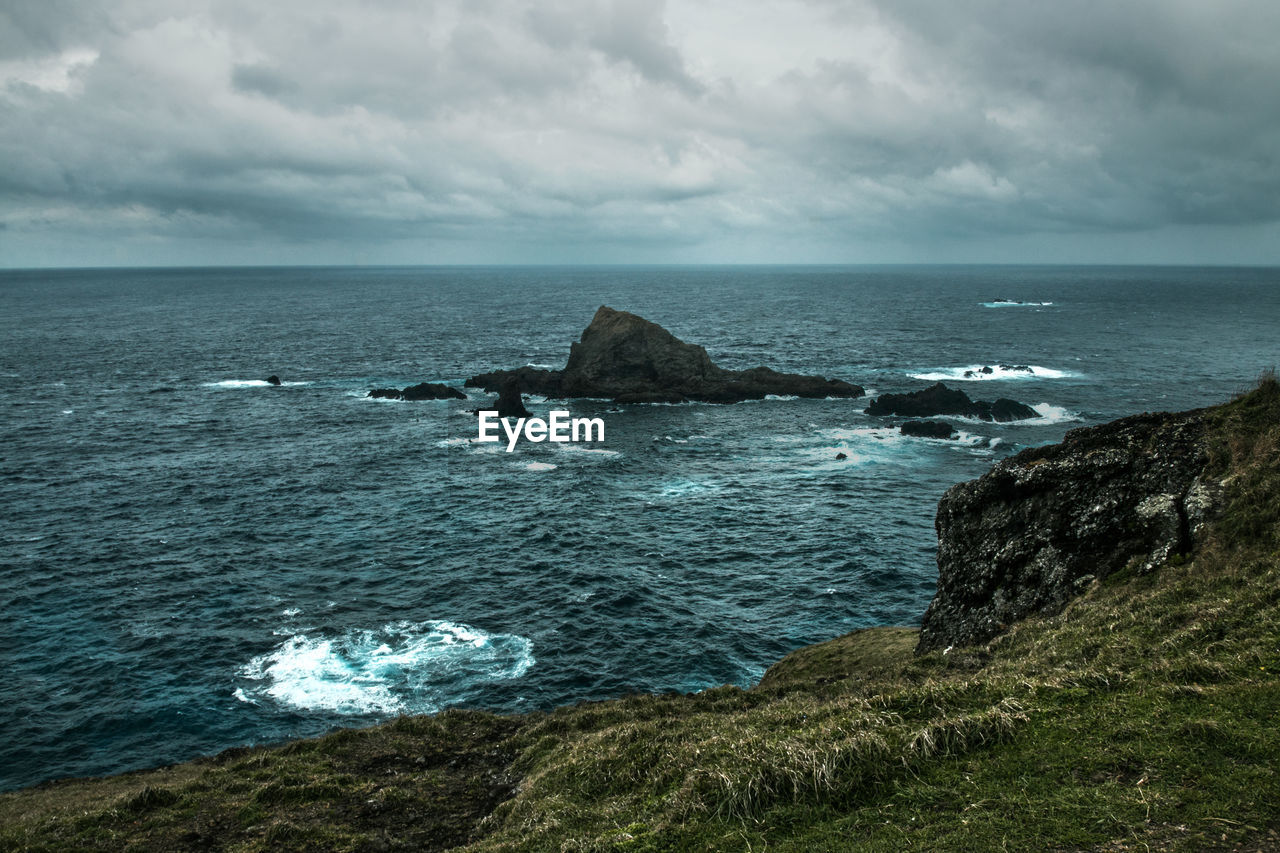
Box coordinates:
[1,265,1277,791]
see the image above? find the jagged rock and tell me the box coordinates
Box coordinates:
[900,420,957,439]
[368,382,466,401]
[835,452,848,460]
[265,375,282,386]
[866,382,1036,422]
[916,407,1220,653]
[466,306,864,404]
[493,381,531,419]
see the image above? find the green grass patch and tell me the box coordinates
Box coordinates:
[3,379,1279,850]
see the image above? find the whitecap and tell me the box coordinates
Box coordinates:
[556,445,621,458]
[657,480,721,499]
[281,607,300,617]
[910,364,1078,382]
[981,300,1054,308]
[203,379,313,389]
[524,363,557,370]
[1028,403,1083,425]
[237,620,534,715]
[524,461,557,471]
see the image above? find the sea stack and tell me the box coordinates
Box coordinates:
[467,306,864,404]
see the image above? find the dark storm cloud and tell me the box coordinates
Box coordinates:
[1,0,1278,265]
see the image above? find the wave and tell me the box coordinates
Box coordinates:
[556,445,621,458]
[981,300,1054,308]
[524,461,557,471]
[910,364,1078,382]
[237,620,534,715]
[1029,403,1083,425]
[657,480,721,499]
[203,379,311,388]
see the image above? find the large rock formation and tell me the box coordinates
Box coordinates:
[916,407,1221,653]
[466,306,864,404]
[867,382,1036,422]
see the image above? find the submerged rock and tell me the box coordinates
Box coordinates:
[265,375,282,386]
[368,382,466,401]
[900,419,957,439]
[466,306,864,404]
[916,407,1220,653]
[867,382,1036,422]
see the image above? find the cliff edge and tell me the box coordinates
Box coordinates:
[917,404,1223,652]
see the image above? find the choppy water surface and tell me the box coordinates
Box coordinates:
[2,265,1277,790]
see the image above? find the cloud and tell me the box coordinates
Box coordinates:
[1,0,1279,265]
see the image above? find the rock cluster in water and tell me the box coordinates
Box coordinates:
[867,382,1036,422]
[367,382,466,401]
[916,407,1220,652]
[466,306,864,404]
[899,419,957,439]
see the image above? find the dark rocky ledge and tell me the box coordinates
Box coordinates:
[900,419,957,439]
[867,382,1036,422]
[368,382,467,401]
[916,406,1220,652]
[466,306,864,404]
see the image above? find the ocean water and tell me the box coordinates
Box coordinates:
[1,265,1277,791]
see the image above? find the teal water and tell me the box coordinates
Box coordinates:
[1,265,1277,791]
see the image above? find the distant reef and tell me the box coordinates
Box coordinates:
[867,382,1037,422]
[466,306,864,404]
[367,382,466,401]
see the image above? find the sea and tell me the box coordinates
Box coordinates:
[1,265,1277,792]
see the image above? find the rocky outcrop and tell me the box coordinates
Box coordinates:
[265,375,282,386]
[466,306,864,404]
[916,407,1221,653]
[490,381,531,419]
[963,364,1031,378]
[867,383,1036,422]
[900,420,957,439]
[368,382,467,401]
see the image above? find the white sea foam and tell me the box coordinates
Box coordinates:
[556,445,621,458]
[910,364,1078,382]
[981,300,1054,308]
[524,461,558,471]
[238,620,534,715]
[1028,403,1083,425]
[203,379,311,388]
[658,480,721,499]
[524,363,557,370]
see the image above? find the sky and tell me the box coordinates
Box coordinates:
[1,0,1279,267]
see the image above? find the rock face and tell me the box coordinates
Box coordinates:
[900,419,957,439]
[492,381,531,419]
[466,306,864,404]
[916,407,1221,653]
[368,382,467,401]
[867,383,1036,422]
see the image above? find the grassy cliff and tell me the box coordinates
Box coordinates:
[3,379,1278,851]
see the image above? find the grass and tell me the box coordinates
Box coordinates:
[3,377,1279,851]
